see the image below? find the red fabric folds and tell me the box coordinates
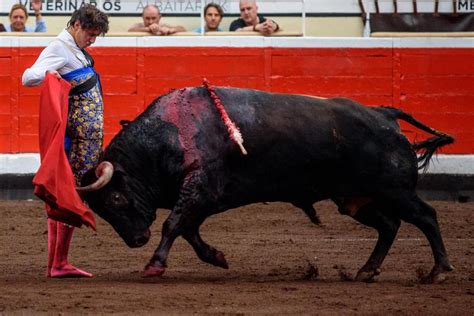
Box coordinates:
[33,74,96,230]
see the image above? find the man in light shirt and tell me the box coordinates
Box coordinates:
[6,0,46,32]
[129,4,186,35]
[193,3,224,33]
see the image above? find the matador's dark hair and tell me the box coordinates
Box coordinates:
[67,4,109,35]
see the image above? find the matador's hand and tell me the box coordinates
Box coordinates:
[47,70,61,79]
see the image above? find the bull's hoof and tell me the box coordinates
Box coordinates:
[355,268,381,283]
[214,250,229,269]
[311,215,322,225]
[143,262,166,278]
[418,264,454,284]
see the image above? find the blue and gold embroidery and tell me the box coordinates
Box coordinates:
[62,67,104,184]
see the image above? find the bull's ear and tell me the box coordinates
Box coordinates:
[110,162,129,188]
[113,162,127,176]
[81,167,98,187]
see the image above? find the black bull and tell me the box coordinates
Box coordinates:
[80,86,454,283]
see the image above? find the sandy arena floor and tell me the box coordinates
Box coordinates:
[0,199,473,314]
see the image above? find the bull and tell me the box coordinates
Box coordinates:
[79,85,454,283]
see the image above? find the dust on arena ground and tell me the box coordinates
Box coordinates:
[0,200,472,314]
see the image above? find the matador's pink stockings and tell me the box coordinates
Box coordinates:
[47,218,93,278]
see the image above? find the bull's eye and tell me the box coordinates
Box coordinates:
[113,192,121,202]
[106,191,129,210]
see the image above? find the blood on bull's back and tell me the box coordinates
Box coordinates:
[80,86,454,283]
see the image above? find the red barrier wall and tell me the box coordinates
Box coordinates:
[0,46,472,153]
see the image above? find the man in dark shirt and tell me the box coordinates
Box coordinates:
[229,0,279,36]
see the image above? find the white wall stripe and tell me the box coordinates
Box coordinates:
[1,36,472,49]
[2,0,472,14]
[393,37,474,48]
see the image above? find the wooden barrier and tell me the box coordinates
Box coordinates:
[0,31,303,37]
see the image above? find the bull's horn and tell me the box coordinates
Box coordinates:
[76,161,114,192]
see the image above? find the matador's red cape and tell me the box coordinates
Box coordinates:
[32,74,96,229]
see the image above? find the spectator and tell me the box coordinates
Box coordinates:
[6,0,47,32]
[0,24,6,32]
[229,0,279,36]
[193,3,224,33]
[128,4,186,35]
[22,4,109,278]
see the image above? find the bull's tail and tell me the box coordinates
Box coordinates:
[377,107,455,170]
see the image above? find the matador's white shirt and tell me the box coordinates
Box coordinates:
[22,29,91,87]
